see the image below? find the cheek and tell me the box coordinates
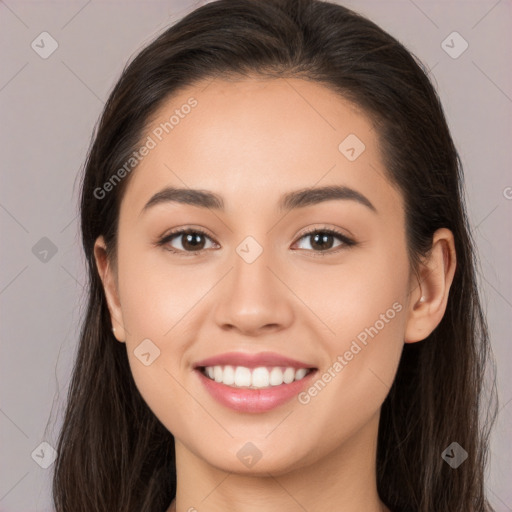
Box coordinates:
[116,240,205,340]
[295,240,410,414]
[113,239,228,424]
[293,237,410,349]
[294,275,408,451]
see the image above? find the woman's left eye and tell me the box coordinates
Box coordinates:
[293,229,356,253]
[156,227,355,256]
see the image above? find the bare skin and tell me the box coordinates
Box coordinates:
[94,77,456,512]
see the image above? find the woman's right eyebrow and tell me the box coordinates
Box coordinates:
[139,184,377,216]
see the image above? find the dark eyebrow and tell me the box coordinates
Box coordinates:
[279,185,376,213]
[140,185,377,215]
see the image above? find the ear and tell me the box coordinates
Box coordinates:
[404,228,457,343]
[93,235,126,343]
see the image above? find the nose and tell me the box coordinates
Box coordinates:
[212,238,295,337]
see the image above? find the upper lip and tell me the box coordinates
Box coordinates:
[194,351,317,369]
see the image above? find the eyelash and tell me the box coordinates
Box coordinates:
[155,226,357,257]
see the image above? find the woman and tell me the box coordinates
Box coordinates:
[52,0,498,510]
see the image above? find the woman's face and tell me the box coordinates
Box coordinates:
[97,77,416,475]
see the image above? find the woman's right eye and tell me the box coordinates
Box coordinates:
[157,229,217,256]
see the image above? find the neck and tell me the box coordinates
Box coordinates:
[168,411,390,512]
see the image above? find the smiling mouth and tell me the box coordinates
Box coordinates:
[198,365,316,389]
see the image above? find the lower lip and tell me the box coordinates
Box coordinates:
[195,369,317,413]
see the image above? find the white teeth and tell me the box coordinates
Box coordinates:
[283,367,295,384]
[223,365,235,385]
[269,367,283,386]
[234,366,251,387]
[251,367,269,387]
[295,368,308,380]
[202,365,312,389]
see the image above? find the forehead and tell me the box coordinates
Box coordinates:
[120,76,401,217]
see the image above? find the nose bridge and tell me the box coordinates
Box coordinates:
[231,233,277,303]
[212,231,294,333]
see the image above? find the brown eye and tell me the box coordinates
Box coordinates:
[306,232,337,251]
[157,227,355,257]
[295,229,355,253]
[158,229,217,254]
[179,231,207,251]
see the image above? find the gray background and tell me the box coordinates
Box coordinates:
[0,0,511,510]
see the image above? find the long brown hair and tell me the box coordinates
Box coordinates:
[51,0,498,510]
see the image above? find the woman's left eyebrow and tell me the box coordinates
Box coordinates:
[139,184,377,216]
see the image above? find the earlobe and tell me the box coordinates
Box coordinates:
[404,228,457,343]
[93,236,126,343]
